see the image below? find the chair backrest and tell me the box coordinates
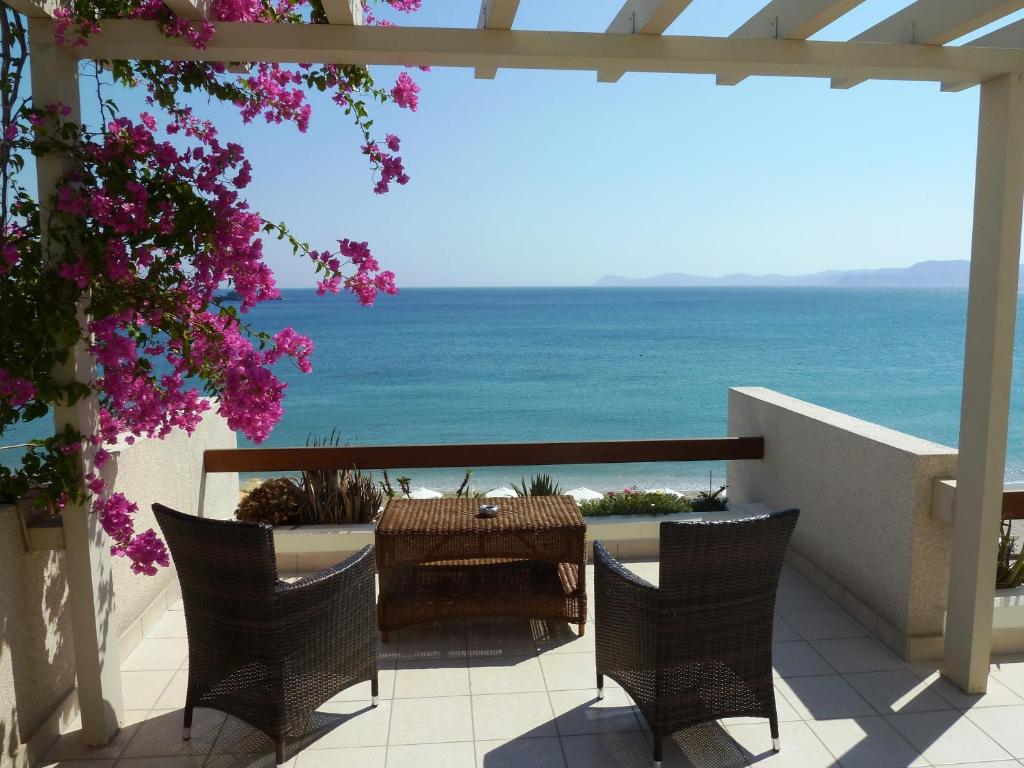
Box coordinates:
[658,508,800,609]
[153,503,279,608]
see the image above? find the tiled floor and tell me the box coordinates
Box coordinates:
[42,561,1024,768]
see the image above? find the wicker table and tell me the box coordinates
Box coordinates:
[375,496,587,641]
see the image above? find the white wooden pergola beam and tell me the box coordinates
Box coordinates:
[162,0,209,20]
[598,0,694,83]
[832,0,1024,89]
[942,20,1024,92]
[475,0,520,80]
[943,71,1024,693]
[29,17,125,746]
[4,0,60,17]
[70,22,1024,85]
[320,0,361,26]
[717,0,865,87]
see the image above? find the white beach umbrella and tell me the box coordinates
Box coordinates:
[566,487,603,503]
[408,487,443,499]
[485,486,518,498]
[647,488,685,497]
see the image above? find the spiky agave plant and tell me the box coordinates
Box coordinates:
[997,520,1024,589]
[511,474,563,497]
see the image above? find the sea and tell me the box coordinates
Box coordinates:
[6,287,1024,493]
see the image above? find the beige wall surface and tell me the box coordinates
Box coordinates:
[728,387,957,658]
[0,410,237,768]
[0,506,76,768]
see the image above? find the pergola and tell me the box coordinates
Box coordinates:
[14,0,1024,746]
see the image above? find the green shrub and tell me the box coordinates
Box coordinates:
[997,520,1024,589]
[689,485,728,512]
[579,491,692,517]
[236,477,304,526]
[512,474,562,497]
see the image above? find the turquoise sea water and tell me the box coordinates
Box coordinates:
[237,287,1022,491]
[6,287,1024,492]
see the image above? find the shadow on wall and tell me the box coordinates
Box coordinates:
[0,506,76,768]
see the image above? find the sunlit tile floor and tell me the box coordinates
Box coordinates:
[42,562,1024,768]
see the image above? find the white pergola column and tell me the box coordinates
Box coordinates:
[29,18,124,743]
[943,72,1024,693]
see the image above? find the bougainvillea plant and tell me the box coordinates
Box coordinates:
[0,0,422,574]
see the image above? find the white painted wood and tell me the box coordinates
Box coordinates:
[320,0,361,26]
[29,18,125,745]
[162,0,209,20]
[833,0,1024,89]
[474,0,520,79]
[3,0,59,17]
[599,0,694,83]
[943,72,1024,694]
[606,0,693,35]
[717,0,865,86]
[942,19,1024,92]
[72,22,1024,85]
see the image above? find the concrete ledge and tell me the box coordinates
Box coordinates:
[271,504,773,572]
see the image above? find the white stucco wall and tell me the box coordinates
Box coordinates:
[105,411,238,636]
[728,387,957,659]
[0,410,237,768]
[0,506,75,768]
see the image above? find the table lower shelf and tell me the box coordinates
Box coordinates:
[378,558,586,632]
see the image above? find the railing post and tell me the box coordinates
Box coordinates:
[943,72,1024,693]
[30,18,125,743]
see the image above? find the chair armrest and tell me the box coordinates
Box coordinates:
[273,546,376,651]
[593,541,660,683]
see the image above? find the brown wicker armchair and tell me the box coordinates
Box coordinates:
[594,508,799,767]
[153,503,378,765]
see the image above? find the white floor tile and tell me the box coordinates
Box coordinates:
[807,716,927,768]
[809,638,906,675]
[304,700,391,749]
[781,609,867,641]
[472,691,558,741]
[548,688,641,736]
[726,720,838,767]
[775,675,875,721]
[475,737,566,768]
[470,655,547,695]
[966,705,1024,758]
[394,658,470,698]
[121,638,189,672]
[886,710,1013,765]
[844,670,953,714]
[388,695,474,745]
[293,746,385,768]
[387,741,476,768]
[772,641,835,678]
[915,669,1024,709]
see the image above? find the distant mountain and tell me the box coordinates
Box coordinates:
[595,260,974,288]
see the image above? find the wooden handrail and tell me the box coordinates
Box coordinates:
[1004,489,1024,520]
[203,436,765,473]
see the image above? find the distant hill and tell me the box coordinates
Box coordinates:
[595,260,974,288]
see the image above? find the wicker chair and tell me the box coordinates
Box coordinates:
[152,503,378,765]
[594,507,799,767]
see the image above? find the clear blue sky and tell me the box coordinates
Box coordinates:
[81,0,1024,287]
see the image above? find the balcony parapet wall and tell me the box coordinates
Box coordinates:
[727,386,957,661]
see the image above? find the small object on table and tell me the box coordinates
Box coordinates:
[376,496,587,641]
[477,503,499,518]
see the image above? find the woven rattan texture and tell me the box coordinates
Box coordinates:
[594,508,799,762]
[154,504,378,764]
[376,496,587,631]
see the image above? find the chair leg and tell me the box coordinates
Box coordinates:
[275,738,286,765]
[371,674,379,707]
[596,672,604,700]
[182,703,193,741]
[652,732,663,768]
[770,715,780,752]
